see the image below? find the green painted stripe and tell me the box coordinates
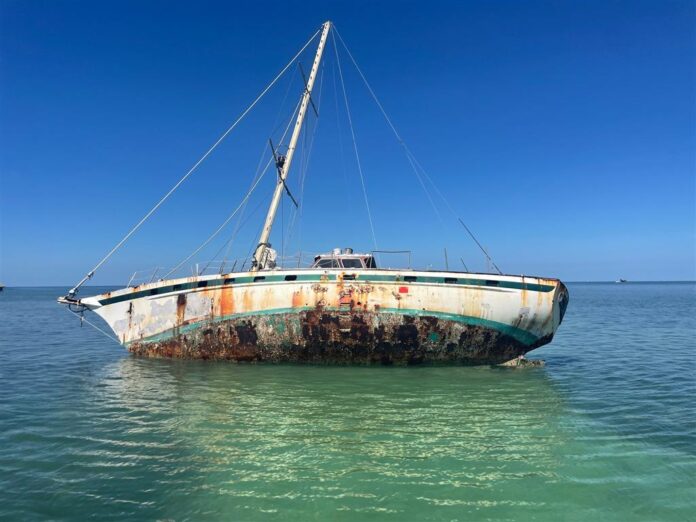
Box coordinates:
[101,273,555,306]
[131,306,313,344]
[381,308,539,345]
[129,306,539,347]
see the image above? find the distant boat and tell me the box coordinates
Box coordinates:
[616,279,628,283]
[58,21,569,365]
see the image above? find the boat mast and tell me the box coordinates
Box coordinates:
[252,21,331,271]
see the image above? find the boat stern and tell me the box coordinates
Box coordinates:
[527,279,568,351]
[555,281,570,328]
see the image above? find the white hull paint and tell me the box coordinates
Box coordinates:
[77,269,569,365]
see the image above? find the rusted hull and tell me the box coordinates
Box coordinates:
[79,269,569,366]
[127,309,552,365]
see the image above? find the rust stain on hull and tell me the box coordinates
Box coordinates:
[127,310,552,365]
[220,286,234,317]
[84,270,568,366]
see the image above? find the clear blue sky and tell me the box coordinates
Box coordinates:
[1,0,694,286]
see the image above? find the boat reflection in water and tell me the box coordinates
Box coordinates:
[91,356,568,515]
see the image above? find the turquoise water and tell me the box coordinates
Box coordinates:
[1,283,694,520]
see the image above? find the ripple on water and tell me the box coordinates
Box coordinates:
[0,284,695,521]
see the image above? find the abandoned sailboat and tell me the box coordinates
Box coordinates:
[59,21,569,365]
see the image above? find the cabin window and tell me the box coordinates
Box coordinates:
[485,280,500,287]
[365,257,377,268]
[253,276,266,282]
[223,278,236,284]
[172,284,183,291]
[341,258,364,268]
[316,259,339,268]
[404,276,417,282]
[284,275,298,281]
[343,274,356,281]
[444,277,458,284]
[197,281,208,288]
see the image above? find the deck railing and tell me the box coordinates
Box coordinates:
[125,251,465,287]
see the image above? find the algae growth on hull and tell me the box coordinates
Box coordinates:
[127,308,554,364]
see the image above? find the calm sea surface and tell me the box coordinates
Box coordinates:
[1,283,694,521]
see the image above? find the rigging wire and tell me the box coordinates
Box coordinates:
[270,68,301,138]
[457,218,502,275]
[241,203,270,271]
[219,141,270,271]
[283,58,326,258]
[331,30,379,254]
[414,156,501,273]
[209,194,269,273]
[220,75,303,270]
[215,98,303,273]
[333,26,502,274]
[281,171,284,262]
[407,151,501,273]
[332,58,352,211]
[67,27,322,297]
[332,25,439,219]
[66,308,121,345]
[284,121,309,261]
[163,157,274,279]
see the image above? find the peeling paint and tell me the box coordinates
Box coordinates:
[84,269,568,365]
